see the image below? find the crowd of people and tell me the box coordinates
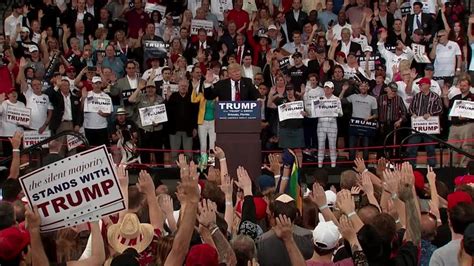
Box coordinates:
[0,0,474,265]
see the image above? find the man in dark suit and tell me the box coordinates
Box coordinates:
[188,28,218,61]
[46,79,82,155]
[233,33,252,65]
[285,0,308,35]
[335,28,363,56]
[406,1,436,41]
[155,67,176,97]
[204,63,260,101]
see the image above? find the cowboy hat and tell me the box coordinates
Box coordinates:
[107,213,154,253]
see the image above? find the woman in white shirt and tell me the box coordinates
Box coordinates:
[0,90,26,156]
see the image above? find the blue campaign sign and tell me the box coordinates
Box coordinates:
[216,101,261,120]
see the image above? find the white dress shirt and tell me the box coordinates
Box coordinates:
[62,92,73,121]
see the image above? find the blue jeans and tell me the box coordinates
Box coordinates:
[406,135,436,167]
[349,135,369,160]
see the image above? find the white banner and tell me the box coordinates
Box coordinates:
[84,95,112,113]
[312,98,342,118]
[19,145,125,232]
[23,130,51,148]
[144,3,166,17]
[6,105,31,127]
[139,104,168,126]
[449,100,474,119]
[191,19,214,36]
[161,84,179,97]
[278,101,304,121]
[411,116,440,134]
[67,135,83,151]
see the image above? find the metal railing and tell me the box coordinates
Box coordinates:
[383,127,474,167]
[0,130,89,168]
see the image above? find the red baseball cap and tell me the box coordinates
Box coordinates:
[185,244,218,266]
[66,66,76,73]
[413,171,425,191]
[0,225,30,260]
[235,197,268,220]
[335,51,346,58]
[448,191,473,209]
[454,175,474,186]
[417,77,431,86]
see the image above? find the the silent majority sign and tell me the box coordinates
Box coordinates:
[19,145,125,232]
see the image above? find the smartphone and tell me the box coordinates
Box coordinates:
[208,150,216,167]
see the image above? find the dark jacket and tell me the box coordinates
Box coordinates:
[46,88,83,133]
[406,13,437,38]
[204,77,260,101]
[166,92,198,136]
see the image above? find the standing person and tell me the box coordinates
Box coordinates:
[443,77,474,167]
[191,76,216,168]
[204,63,260,101]
[167,79,198,162]
[340,81,378,160]
[270,84,305,150]
[81,76,112,147]
[377,82,408,158]
[111,61,140,118]
[430,30,462,86]
[302,74,324,151]
[407,77,443,167]
[22,79,53,134]
[0,90,25,157]
[47,79,82,155]
[123,0,150,40]
[317,82,342,168]
[128,81,166,165]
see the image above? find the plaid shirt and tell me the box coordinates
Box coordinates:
[408,91,443,116]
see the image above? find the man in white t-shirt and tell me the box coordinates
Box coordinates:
[23,79,53,133]
[412,64,441,95]
[430,30,462,85]
[81,76,112,147]
[378,29,415,81]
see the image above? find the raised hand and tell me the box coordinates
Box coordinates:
[213,146,225,160]
[398,162,414,202]
[360,172,374,194]
[310,183,327,208]
[176,161,200,204]
[219,173,233,196]
[137,170,155,196]
[9,131,23,150]
[197,199,217,227]
[116,164,129,188]
[336,190,355,215]
[339,215,356,242]
[353,157,366,174]
[383,169,400,195]
[426,166,436,185]
[159,194,174,216]
[263,153,282,176]
[235,166,252,194]
[25,205,41,231]
[273,214,293,241]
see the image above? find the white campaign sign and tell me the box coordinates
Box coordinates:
[6,105,31,126]
[67,135,83,151]
[23,130,51,148]
[278,101,304,121]
[19,145,125,232]
[411,116,441,134]
[84,95,112,113]
[139,104,168,126]
[161,84,179,97]
[144,3,166,17]
[449,100,474,119]
[191,19,214,36]
[312,98,342,118]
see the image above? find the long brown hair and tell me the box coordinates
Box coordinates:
[156,235,175,265]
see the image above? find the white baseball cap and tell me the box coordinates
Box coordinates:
[363,46,373,53]
[92,76,102,83]
[268,24,277,31]
[313,221,341,250]
[324,81,334,88]
[29,45,39,53]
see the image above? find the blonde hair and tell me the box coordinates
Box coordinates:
[227,63,242,73]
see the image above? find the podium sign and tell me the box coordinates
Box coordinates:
[216,101,260,120]
[215,101,261,180]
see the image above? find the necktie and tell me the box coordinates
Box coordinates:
[416,15,421,29]
[200,42,205,50]
[235,80,240,101]
[237,46,242,64]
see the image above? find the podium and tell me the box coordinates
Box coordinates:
[215,101,261,180]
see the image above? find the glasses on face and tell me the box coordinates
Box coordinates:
[438,35,446,38]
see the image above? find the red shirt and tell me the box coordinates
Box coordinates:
[227,9,249,31]
[125,9,150,39]
[0,66,13,94]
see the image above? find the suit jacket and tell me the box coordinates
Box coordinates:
[377,12,395,29]
[241,65,262,80]
[233,44,253,64]
[335,41,363,56]
[406,13,437,37]
[188,39,219,62]
[285,9,308,35]
[110,76,136,117]
[46,88,82,133]
[204,77,260,101]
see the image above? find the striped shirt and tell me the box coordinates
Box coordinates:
[378,95,407,123]
[408,91,443,116]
